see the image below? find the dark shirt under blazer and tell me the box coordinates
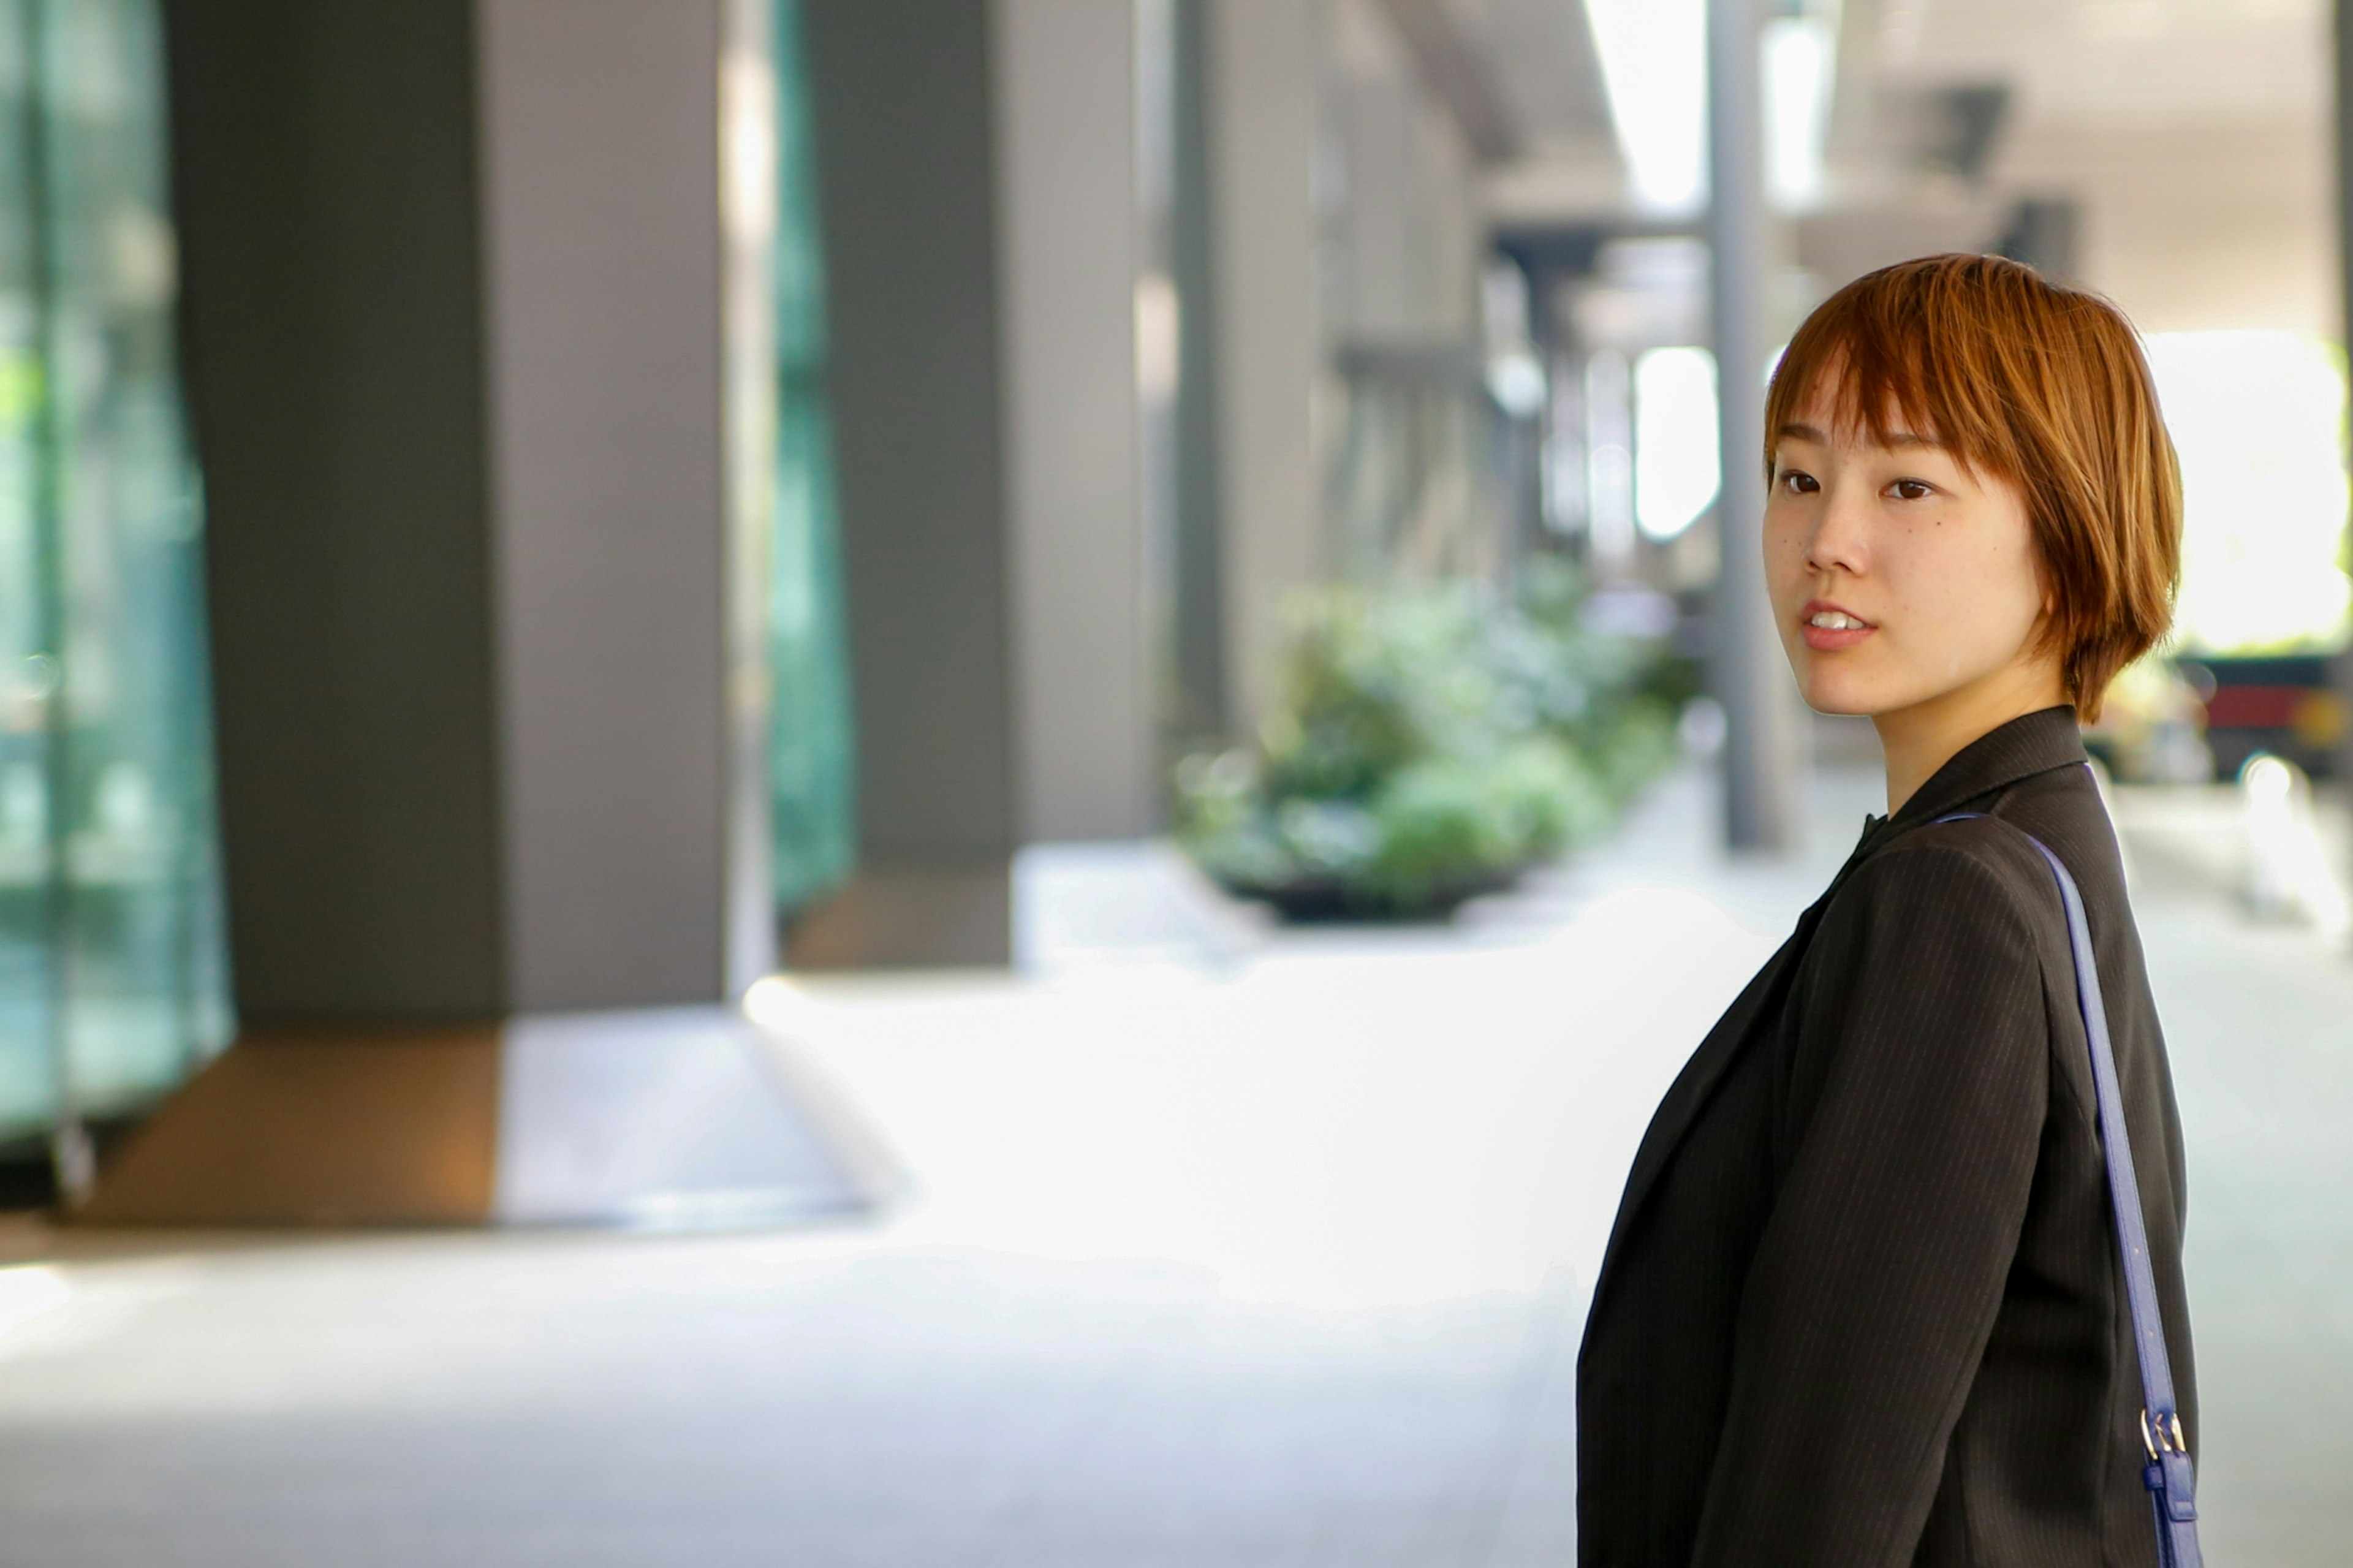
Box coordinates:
[1577,707,2196,1566]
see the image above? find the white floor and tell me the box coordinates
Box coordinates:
[0,765,2343,1566]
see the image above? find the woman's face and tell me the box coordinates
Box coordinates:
[1764,380,2053,721]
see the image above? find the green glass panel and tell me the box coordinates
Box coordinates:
[0,1,44,1127]
[771,0,855,914]
[0,0,227,1145]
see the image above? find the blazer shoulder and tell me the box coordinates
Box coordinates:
[1830,816,2059,945]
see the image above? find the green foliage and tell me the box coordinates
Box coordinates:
[1176,560,1680,919]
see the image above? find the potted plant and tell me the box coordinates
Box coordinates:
[1175,562,1679,920]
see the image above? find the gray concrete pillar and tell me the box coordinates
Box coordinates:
[1707,0,1803,852]
[792,0,1151,966]
[82,0,871,1226]
[1165,0,1229,744]
[1205,0,1322,738]
[997,0,1152,845]
[479,0,769,1010]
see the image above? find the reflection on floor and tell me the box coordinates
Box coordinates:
[0,766,2344,1566]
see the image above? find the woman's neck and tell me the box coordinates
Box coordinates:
[1873,659,2069,815]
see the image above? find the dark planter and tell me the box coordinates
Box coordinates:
[1218,865,1526,924]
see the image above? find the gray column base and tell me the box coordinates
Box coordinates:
[784,862,1014,969]
[70,1007,895,1229]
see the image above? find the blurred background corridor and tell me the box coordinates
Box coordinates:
[0,0,2348,1562]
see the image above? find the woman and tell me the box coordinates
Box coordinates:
[1576,254,2196,1566]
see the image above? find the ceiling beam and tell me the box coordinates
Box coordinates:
[1371,0,1521,162]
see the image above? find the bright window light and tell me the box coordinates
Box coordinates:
[1634,346,1719,541]
[1487,352,1548,420]
[1763,15,1835,211]
[2142,331,2351,653]
[1585,0,1708,216]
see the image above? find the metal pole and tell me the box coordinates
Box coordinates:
[2334,0,2353,953]
[1707,0,1802,852]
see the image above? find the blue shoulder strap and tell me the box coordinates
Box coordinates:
[1936,798,2200,1567]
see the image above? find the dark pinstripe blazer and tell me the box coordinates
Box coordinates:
[1577,706,2196,1567]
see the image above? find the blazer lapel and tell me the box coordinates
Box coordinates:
[1588,873,1846,1307]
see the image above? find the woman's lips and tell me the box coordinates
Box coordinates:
[1799,601,1876,652]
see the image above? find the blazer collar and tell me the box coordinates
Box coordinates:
[1881,705,2088,833]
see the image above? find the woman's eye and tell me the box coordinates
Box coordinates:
[1779,471,1819,495]
[1890,479,1933,501]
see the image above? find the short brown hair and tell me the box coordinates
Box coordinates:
[1764,253,2180,722]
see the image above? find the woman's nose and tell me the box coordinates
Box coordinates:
[1805,490,1870,576]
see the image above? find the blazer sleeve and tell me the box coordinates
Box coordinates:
[1688,840,2051,1567]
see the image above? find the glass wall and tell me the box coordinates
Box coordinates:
[769,0,855,915]
[0,0,226,1151]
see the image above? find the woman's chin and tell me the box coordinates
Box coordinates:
[1796,673,1889,719]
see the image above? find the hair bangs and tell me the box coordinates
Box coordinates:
[1766,276,2021,485]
